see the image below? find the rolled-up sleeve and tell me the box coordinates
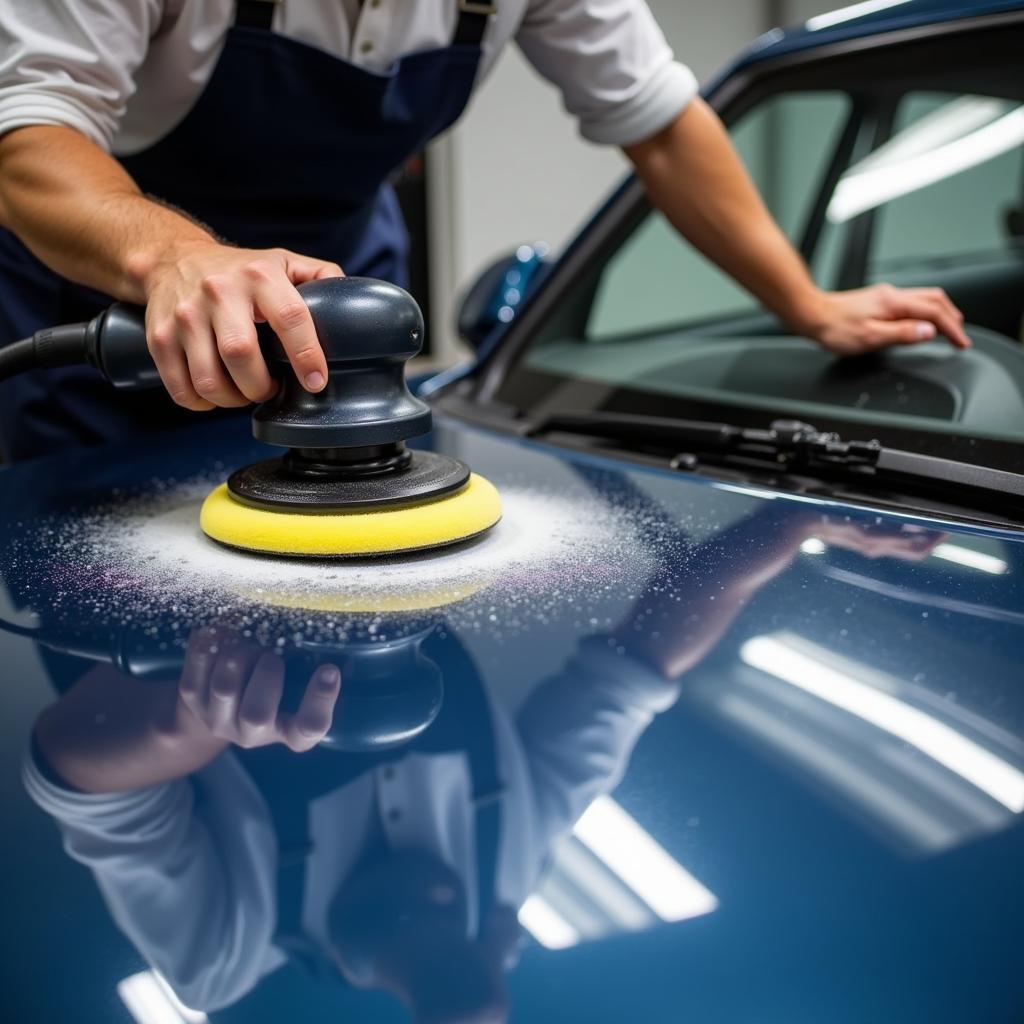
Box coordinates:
[0,0,159,149]
[515,0,698,147]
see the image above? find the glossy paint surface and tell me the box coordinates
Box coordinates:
[726,0,1024,78]
[2,413,1023,1022]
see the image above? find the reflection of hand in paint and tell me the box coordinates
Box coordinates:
[178,628,341,753]
[812,519,945,561]
[620,507,946,680]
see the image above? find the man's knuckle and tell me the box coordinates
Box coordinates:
[192,375,222,399]
[173,300,200,326]
[148,324,175,352]
[239,708,274,729]
[201,273,233,299]
[218,331,257,361]
[276,300,311,331]
[243,259,272,282]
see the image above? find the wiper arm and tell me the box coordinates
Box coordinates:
[526,412,1024,506]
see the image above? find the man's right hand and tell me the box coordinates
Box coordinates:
[141,240,344,410]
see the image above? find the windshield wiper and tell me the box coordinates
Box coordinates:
[525,412,1024,509]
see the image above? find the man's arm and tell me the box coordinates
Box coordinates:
[624,98,972,355]
[0,125,337,408]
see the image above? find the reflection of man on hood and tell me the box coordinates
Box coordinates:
[25,507,941,1020]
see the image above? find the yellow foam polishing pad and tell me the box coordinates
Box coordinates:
[199,473,502,557]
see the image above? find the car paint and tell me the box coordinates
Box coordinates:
[4,3,1024,1021]
[2,412,1023,1022]
[720,0,1024,82]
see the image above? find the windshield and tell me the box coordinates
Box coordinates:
[490,76,1024,474]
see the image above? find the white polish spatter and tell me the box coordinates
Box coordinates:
[8,476,668,646]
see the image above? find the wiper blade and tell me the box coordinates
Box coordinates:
[526,412,1024,506]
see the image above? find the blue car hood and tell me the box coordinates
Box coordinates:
[2,413,1023,1022]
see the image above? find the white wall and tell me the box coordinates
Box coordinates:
[426,1,771,361]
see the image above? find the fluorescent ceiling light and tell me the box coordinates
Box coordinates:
[931,542,1008,576]
[741,635,1024,812]
[573,796,718,922]
[827,104,1024,222]
[518,894,580,950]
[806,0,914,31]
[117,971,207,1024]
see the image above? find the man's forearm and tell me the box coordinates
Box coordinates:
[0,125,214,303]
[623,98,826,334]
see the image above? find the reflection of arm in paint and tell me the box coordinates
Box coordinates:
[519,507,944,841]
[26,665,283,1011]
[622,507,944,679]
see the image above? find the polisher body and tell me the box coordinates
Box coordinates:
[200,277,502,557]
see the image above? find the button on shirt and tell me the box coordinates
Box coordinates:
[0,0,698,157]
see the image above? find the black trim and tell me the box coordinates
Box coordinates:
[234,0,276,30]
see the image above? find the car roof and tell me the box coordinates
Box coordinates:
[718,0,1024,83]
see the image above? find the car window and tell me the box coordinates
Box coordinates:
[492,57,1024,473]
[857,92,1024,278]
[589,93,852,340]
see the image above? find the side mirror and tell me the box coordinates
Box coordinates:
[456,243,549,350]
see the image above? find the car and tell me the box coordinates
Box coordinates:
[2,2,1023,1021]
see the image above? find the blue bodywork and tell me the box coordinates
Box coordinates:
[3,2,1024,1022]
[724,0,1024,78]
[3,414,1023,1021]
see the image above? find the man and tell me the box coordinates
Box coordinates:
[0,0,970,460]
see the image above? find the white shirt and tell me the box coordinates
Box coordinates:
[0,0,698,157]
[24,638,681,1012]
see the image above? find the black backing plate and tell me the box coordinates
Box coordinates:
[227,450,471,511]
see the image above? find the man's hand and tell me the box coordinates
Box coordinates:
[0,126,344,411]
[624,102,973,357]
[798,283,971,356]
[178,628,341,752]
[141,240,344,410]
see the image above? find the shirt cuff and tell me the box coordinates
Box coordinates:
[579,60,699,148]
[23,739,181,831]
[0,92,114,150]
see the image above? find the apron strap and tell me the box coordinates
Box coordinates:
[453,0,497,47]
[234,0,278,30]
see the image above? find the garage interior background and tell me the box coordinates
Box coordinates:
[424,0,851,363]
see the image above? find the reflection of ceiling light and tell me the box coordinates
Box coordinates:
[932,543,1008,575]
[573,796,718,922]
[118,971,207,1024]
[802,536,1007,575]
[827,104,1024,223]
[741,635,1024,812]
[806,0,914,31]
[518,894,580,950]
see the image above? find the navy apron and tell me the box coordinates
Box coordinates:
[241,628,505,980]
[0,0,493,461]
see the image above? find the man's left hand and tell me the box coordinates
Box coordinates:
[803,283,971,355]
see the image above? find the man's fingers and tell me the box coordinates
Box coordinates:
[207,292,277,403]
[249,265,328,393]
[892,292,971,349]
[863,318,932,348]
[281,250,345,283]
[147,319,215,411]
[178,305,250,408]
[206,646,251,735]
[284,663,341,752]
[237,652,286,745]
[179,627,219,715]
